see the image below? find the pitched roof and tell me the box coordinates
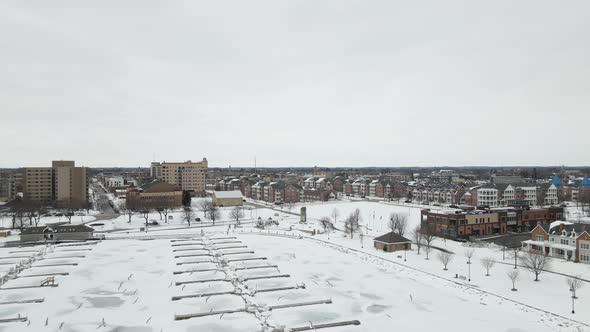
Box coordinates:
[213,191,243,199]
[373,232,411,244]
[141,180,181,192]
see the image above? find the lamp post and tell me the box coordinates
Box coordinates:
[571,287,576,314]
[404,246,407,262]
[467,259,471,282]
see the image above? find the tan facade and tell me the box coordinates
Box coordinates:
[126,190,183,209]
[126,181,183,209]
[465,212,498,225]
[160,159,208,194]
[23,160,89,207]
[24,168,53,204]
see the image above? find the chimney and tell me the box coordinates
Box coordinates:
[559,223,565,232]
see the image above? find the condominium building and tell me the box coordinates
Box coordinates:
[23,167,54,204]
[0,171,22,201]
[150,162,162,179]
[23,160,89,207]
[160,159,208,194]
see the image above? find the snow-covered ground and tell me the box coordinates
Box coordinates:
[0,199,588,331]
[0,230,587,331]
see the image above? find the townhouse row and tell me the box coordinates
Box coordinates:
[523,222,590,264]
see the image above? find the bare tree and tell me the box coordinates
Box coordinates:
[424,245,432,260]
[331,208,340,225]
[481,257,496,276]
[33,204,47,227]
[437,251,454,270]
[124,208,135,223]
[206,202,220,225]
[319,216,333,232]
[59,199,85,224]
[196,199,210,219]
[184,208,195,227]
[344,209,361,239]
[8,199,26,230]
[389,213,408,236]
[464,248,475,265]
[510,247,520,269]
[421,224,436,259]
[411,226,422,255]
[567,275,583,299]
[507,269,520,291]
[229,206,245,226]
[140,208,151,228]
[522,251,549,281]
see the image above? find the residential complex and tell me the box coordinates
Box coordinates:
[523,222,590,264]
[23,160,89,207]
[152,159,208,194]
[0,171,22,202]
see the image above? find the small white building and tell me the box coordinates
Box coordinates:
[105,176,125,188]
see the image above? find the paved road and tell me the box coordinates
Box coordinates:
[88,182,119,223]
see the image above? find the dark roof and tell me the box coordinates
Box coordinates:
[548,223,588,236]
[270,182,287,189]
[373,232,411,244]
[286,183,302,190]
[141,180,180,192]
[21,225,94,235]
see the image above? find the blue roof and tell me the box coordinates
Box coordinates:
[552,175,562,186]
[582,176,590,187]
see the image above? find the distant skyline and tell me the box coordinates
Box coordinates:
[1,1,589,168]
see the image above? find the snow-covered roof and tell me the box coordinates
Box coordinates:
[549,220,573,230]
[213,191,243,199]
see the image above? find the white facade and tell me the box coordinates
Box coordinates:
[477,188,499,207]
[544,184,559,205]
[105,177,125,188]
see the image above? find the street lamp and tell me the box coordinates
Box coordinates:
[467,259,471,282]
[404,246,407,262]
[570,287,576,314]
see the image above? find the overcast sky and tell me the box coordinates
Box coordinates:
[1,1,589,168]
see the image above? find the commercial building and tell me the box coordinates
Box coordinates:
[126,180,183,209]
[421,206,563,240]
[212,191,243,207]
[160,159,208,194]
[23,160,89,207]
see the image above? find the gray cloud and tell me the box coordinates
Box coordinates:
[1,1,589,167]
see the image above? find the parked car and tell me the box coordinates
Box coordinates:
[151,220,159,225]
[195,217,201,222]
[404,200,412,203]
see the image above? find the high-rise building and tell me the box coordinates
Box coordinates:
[23,160,89,207]
[0,171,23,202]
[150,162,162,179]
[160,158,208,193]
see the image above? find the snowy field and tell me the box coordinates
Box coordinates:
[0,200,589,331]
[0,230,587,331]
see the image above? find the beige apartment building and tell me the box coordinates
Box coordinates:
[159,159,208,194]
[23,160,89,207]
